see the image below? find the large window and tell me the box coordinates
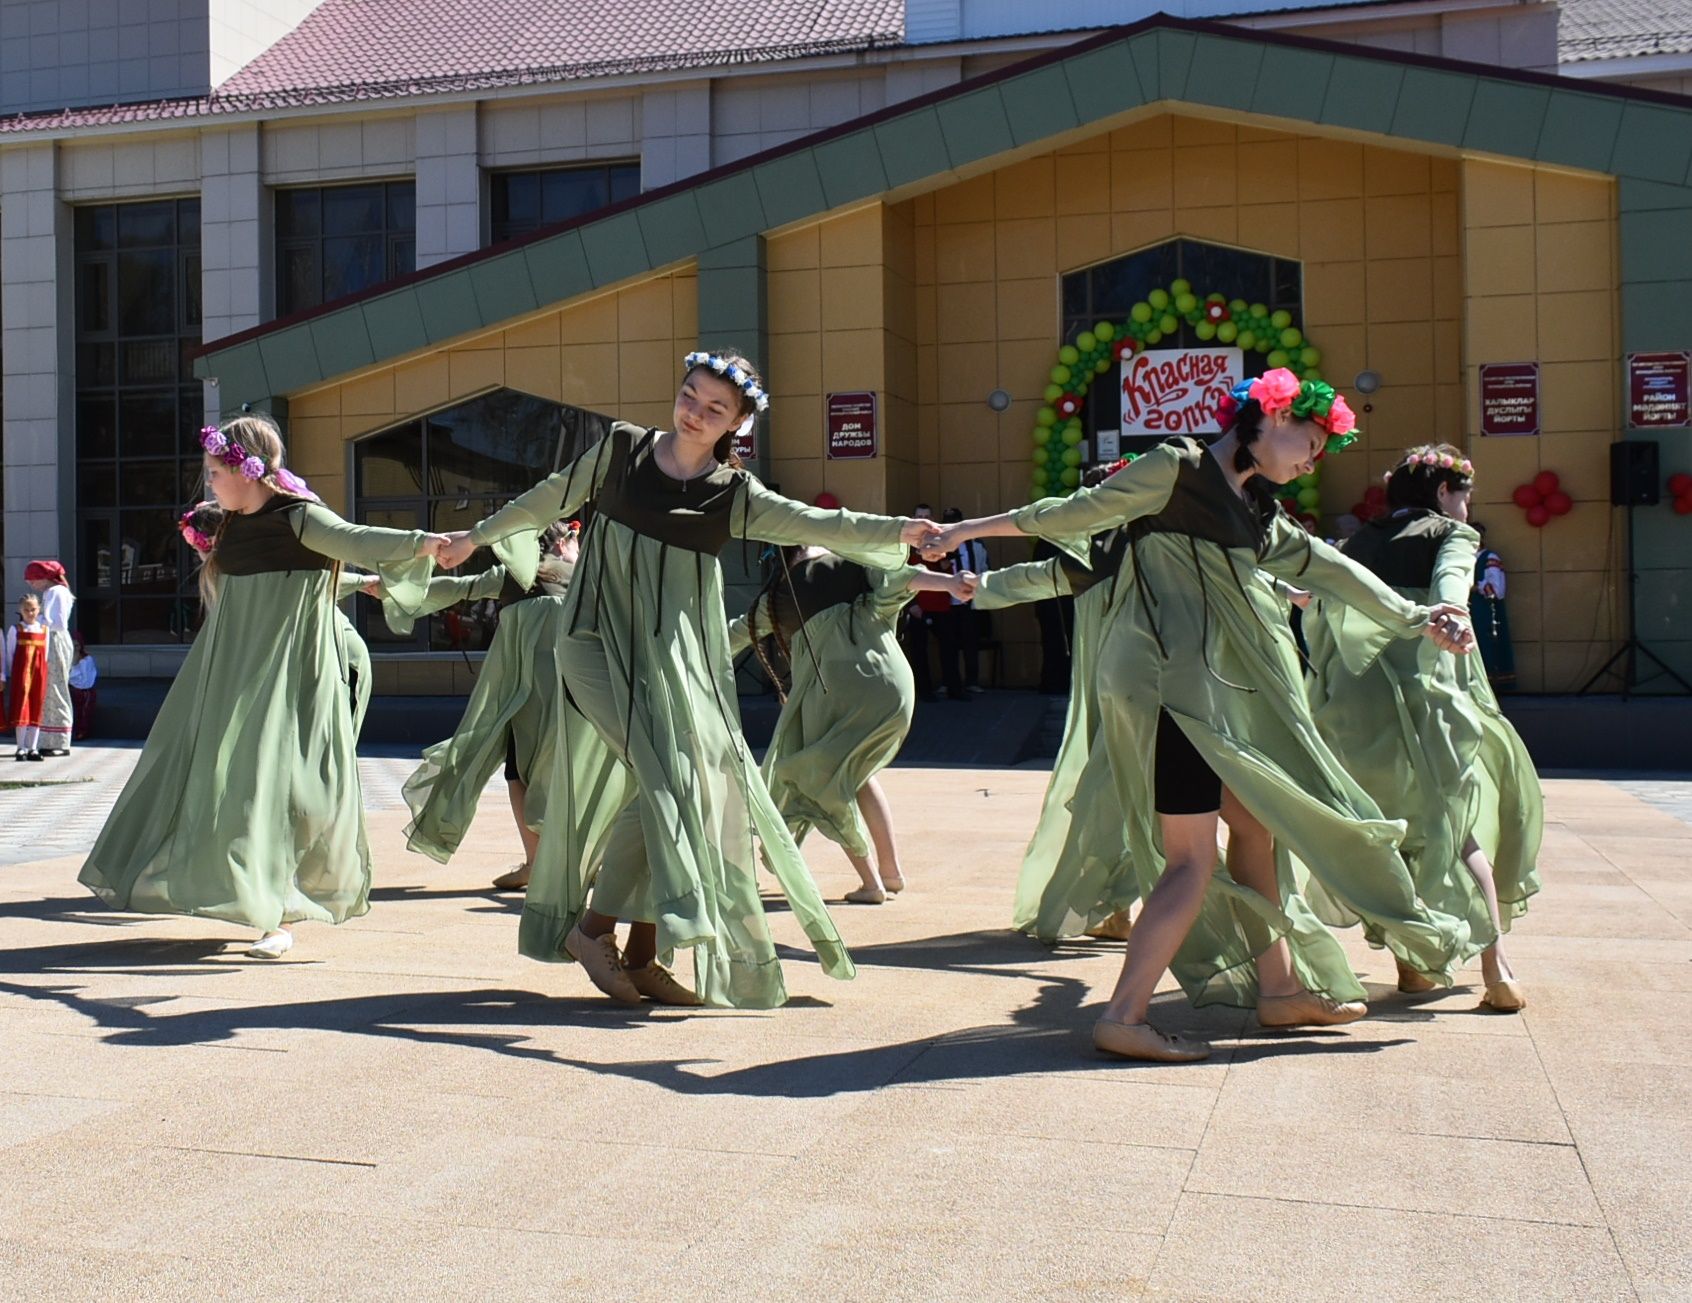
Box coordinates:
[276,181,415,317]
[1061,238,1302,459]
[489,162,639,245]
[354,388,611,650]
[74,198,203,645]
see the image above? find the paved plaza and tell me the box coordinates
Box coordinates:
[1,751,1690,1300]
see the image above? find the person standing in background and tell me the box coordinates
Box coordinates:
[69,636,98,741]
[1469,523,1515,692]
[901,502,946,703]
[938,507,987,700]
[24,561,76,756]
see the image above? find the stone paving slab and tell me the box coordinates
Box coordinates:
[0,762,1689,1300]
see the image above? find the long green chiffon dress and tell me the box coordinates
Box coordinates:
[972,537,1141,940]
[466,423,911,1008]
[1303,510,1542,946]
[79,495,433,930]
[400,538,575,863]
[727,555,920,860]
[1008,437,1474,1008]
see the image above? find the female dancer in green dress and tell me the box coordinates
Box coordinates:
[926,369,1474,1061]
[80,416,445,958]
[436,350,940,1009]
[728,546,976,903]
[178,499,379,738]
[394,520,580,891]
[1304,444,1541,1011]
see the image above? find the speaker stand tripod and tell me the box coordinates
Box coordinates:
[1578,499,1692,698]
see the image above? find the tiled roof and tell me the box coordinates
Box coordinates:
[1559,0,1692,63]
[0,0,904,135]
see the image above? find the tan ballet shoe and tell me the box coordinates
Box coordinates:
[491,863,531,892]
[627,960,703,1007]
[1084,910,1134,941]
[563,925,642,1005]
[1480,978,1527,1012]
[844,886,887,904]
[1257,990,1368,1028]
[1092,1017,1210,1062]
[1396,962,1439,994]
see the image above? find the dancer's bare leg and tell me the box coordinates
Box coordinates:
[1218,787,1300,999]
[857,777,905,891]
[1100,811,1217,1026]
[1462,834,1514,986]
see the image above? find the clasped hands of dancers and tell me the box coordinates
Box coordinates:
[79,351,1540,1061]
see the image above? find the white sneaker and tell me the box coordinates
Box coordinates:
[247,930,294,959]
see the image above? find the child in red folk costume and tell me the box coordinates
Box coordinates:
[4,594,49,761]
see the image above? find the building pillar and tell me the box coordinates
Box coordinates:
[0,142,73,595]
[199,123,265,426]
[415,105,481,268]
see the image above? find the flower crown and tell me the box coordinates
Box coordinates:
[198,425,315,497]
[178,508,217,553]
[1387,449,1473,483]
[683,351,769,413]
[1217,368,1360,454]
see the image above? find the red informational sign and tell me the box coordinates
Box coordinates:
[1479,362,1540,437]
[826,391,878,459]
[1628,351,1691,428]
[732,419,756,462]
[1120,347,1244,436]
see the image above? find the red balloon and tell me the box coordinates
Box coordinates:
[1512,484,1541,509]
[1526,504,1550,527]
[1545,490,1573,516]
[1532,470,1560,496]
[1668,472,1692,497]
[1363,485,1388,504]
[1675,494,1692,516]
[813,491,841,510]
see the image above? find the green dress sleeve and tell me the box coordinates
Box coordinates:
[866,564,924,622]
[412,568,507,616]
[1009,444,1183,562]
[1261,515,1429,636]
[293,501,435,626]
[726,612,754,657]
[736,479,909,571]
[469,433,613,546]
[335,571,370,601]
[1432,523,1482,609]
[972,559,1073,611]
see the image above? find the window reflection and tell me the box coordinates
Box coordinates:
[488,162,640,245]
[353,388,610,651]
[275,181,416,316]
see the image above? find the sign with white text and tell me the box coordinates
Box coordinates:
[1121,348,1244,438]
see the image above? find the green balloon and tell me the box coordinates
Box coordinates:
[1170,277,1191,297]
[1256,337,1272,354]
[1036,406,1057,427]
[1145,328,1163,345]
[1216,321,1238,344]
[1076,330,1097,353]
[1158,312,1178,335]
[1061,466,1082,488]
[1058,344,1080,366]
[1032,467,1049,486]
[1195,320,1217,342]
[1270,309,1293,331]
[1296,471,1319,488]
[1248,302,1268,319]
[1094,358,1110,374]
[1061,425,1083,446]
[1229,298,1248,314]
[1095,321,1115,342]
[1050,365,1071,385]
[1237,329,1256,351]
[1148,288,1170,310]
[1031,444,1049,464]
[1033,427,1051,447]
[1299,347,1321,368]
[1279,327,1303,350]
[1174,292,1198,315]
[1062,447,1083,467]
[1296,486,1321,510]
[1266,349,1290,369]
[1130,302,1153,324]
[1302,366,1324,382]
[1043,383,1063,402]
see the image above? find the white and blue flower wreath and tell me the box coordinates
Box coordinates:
[683,350,770,413]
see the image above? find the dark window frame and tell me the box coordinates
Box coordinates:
[274,180,416,317]
[73,197,203,646]
[487,160,641,246]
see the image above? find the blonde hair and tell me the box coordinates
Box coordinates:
[17,594,40,618]
[198,414,340,608]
